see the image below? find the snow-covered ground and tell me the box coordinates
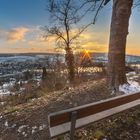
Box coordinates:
[0,56,38,63]
[119,72,140,94]
[119,81,140,94]
[0,81,15,95]
[0,89,11,95]
[0,76,41,96]
[0,54,65,63]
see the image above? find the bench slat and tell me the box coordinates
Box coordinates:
[49,92,140,127]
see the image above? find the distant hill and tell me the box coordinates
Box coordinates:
[0,52,56,57]
[0,52,139,63]
[90,52,140,63]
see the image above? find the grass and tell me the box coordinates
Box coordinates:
[93,130,105,139]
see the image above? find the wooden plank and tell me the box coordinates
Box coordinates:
[49,92,140,127]
[49,99,140,137]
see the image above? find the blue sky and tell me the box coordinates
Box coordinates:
[0,0,139,55]
[0,0,48,28]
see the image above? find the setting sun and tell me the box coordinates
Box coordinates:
[85,50,89,54]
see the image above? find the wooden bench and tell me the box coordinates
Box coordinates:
[48,92,140,140]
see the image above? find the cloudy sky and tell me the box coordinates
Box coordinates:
[0,0,140,55]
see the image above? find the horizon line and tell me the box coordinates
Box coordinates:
[0,52,139,57]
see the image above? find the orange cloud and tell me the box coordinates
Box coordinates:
[7,27,29,43]
[0,25,139,56]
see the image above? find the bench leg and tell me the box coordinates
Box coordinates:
[70,111,77,140]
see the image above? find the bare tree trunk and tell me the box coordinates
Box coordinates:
[65,47,75,83]
[108,0,133,90]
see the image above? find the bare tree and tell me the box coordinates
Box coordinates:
[44,0,95,83]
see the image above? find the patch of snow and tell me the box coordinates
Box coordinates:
[37,81,40,86]
[23,81,28,84]
[4,121,8,127]
[119,81,140,94]
[102,138,108,140]
[39,124,47,131]
[24,133,27,137]
[19,88,25,91]
[18,125,28,133]
[31,129,35,134]
[31,126,37,134]
[0,89,12,95]
[132,75,139,79]
[22,131,25,135]
[0,102,5,105]
[126,71,136,76]
[32,126,37,129]
[3,82,14,88]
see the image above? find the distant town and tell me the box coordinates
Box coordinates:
[0,53,139,96]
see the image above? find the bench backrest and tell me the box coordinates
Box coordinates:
[48,92,140,138]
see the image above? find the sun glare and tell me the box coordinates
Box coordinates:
[85,50,89,54]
